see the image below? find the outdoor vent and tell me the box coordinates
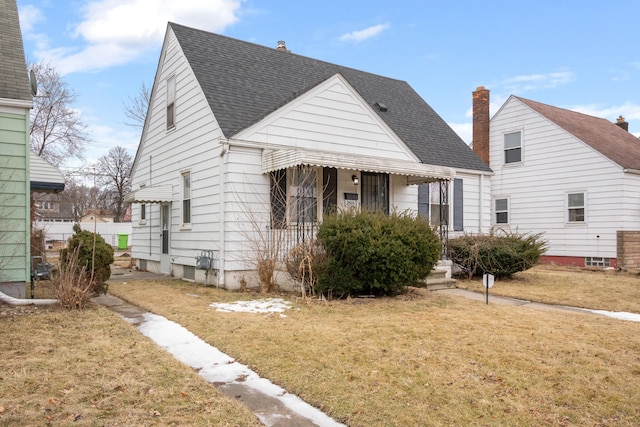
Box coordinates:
[374,102,388,112]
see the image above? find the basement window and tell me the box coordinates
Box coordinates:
[585,257,610,267]
[183,265,195,281]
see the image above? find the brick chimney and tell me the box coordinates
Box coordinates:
[472,86,490,166]
[615,116,629,132]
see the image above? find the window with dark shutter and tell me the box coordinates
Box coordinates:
[270,169,287,228]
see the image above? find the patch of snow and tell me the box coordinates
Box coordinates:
[586,309,640,322]
[137,313,345,426]
[210,298,293,317]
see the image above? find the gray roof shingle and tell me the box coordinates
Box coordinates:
[170,23,491,172]
[517,97,640,170]
[0,0,32,102]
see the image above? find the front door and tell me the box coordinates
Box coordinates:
[160,203,170,274]
[361,172,389,214]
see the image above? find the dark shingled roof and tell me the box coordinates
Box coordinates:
[169,23,491,173]
[0,0,32,102]
[516,97,640,170]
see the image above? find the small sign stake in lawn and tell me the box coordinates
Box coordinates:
[483,273,494,305]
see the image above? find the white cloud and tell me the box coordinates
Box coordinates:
[500,70,574,93]
[31,0,241,74]
[569,101,640,125]
[338,23,389,43]
[449,122,472,145]
[18,4,43,33]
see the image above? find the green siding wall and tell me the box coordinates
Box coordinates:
[0,111,30,284]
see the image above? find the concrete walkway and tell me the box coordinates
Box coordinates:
[96,266,345,427]
[432,287,595,314]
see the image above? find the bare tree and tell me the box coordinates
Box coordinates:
[123,82,151,128]
[59,177,94,222]
[29,61,89,167]
[96,146,132,222]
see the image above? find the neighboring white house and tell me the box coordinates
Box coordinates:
[126,23,492,289]
[472,86,640,268]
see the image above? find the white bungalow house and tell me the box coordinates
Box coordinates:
[472,86,640,268]
[126,23,492,289]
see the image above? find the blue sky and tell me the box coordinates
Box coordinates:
[17,0,640,171]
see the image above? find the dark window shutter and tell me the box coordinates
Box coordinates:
[418,184,429,218]
[453,178,463,231]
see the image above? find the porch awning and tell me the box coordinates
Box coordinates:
[30,153,65,193]
[124,185,173,203]
[262,149,455,184]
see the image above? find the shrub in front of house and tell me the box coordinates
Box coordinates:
[316,211,441,297]
[286,239,330,297]
[449,230,547,279]
[60,223,114,294]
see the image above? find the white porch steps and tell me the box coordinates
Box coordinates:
[425,260,457,290]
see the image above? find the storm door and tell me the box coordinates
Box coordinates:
[361,172,389,214]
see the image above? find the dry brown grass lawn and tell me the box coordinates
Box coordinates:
[107,271,640,427]
[457,264,640,313]
[0,303,261,426]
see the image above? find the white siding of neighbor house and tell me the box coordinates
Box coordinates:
[453,171,492,237]
[234,74,419,162]
[130,28,224,274]
[490,97,640,259]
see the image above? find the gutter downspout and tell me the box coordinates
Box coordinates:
[0,290,57,306]
[218,141,229,288]
[479,174,484,232]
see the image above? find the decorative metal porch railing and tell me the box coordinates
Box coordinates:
[266,222,319,262]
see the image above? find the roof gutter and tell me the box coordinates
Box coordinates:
[623,168,640,175]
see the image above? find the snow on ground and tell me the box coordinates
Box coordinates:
[585,309,640,322]
[137,312,345,427]
[209,298,294,317]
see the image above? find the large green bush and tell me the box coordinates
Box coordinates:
[60,224,114,291]
[316,211,440,297]
[449,230,547,279]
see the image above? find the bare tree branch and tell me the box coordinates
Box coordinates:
[123,82,151,129]
[96,146,132,222]
[29,61,90,167]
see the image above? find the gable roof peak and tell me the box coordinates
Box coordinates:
[514,96,640,169]
[166,22,491,172]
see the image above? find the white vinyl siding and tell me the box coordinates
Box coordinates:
[490,96,640,260]
[235,75,419,162]
[129,27,224,267]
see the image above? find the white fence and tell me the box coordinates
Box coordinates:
[35,221,133,249]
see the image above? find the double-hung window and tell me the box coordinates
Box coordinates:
[182,171,191,225]
[167,75,176,129]
[504,131,522,164]
[495,198,509,224]
[292,166,317,223]
[567,192,585,222]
